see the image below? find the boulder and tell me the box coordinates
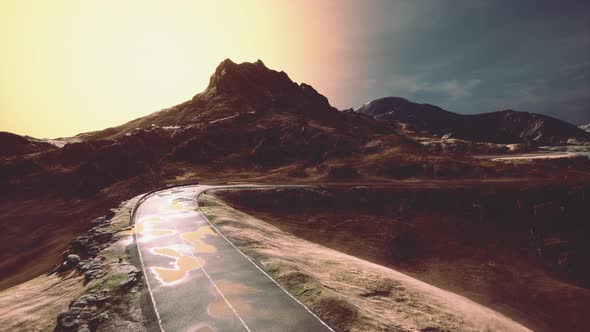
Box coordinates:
[66,254,81,267]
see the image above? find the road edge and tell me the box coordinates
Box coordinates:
[130,183,202,332]
[195,187,336,332]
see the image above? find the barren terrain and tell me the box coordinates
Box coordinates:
[199,190,535,331]
[212,181,590,332]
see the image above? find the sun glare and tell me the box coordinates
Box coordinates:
[0,0,353,138]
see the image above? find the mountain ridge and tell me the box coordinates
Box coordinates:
[2,60,587,199]
[357,97,590,145]
[75,58,348,142]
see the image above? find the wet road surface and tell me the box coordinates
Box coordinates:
[134,185,333,332]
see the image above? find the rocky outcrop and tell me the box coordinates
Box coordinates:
[54,265,141,332]
[50,214,115,274]
[419,137,530,154]
[56,294,111,332]
[51,199,146,332]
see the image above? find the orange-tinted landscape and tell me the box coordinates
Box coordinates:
[1,1,589,331]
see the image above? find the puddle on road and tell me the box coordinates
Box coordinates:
[182,226,218,253]
[122,224,174,236]
[148,229,176,236]
[141,216,167,224]
[151,247,203,284]
[208,295,252,318]
[207,280,258,318]
[121,223,175,238]
[216,280,257,296]
[164,201,186,211]
[163,197,197,212]
[191,325,215,332]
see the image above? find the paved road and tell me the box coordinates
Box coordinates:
[134,185,333,332]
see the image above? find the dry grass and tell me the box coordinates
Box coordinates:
[199,192,531,332]
[0,272,85,331]
[0,195,146,331]
[216,185,590,332]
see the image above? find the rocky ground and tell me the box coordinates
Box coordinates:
[0,195,149,331]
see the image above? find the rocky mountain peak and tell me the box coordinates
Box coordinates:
[200,58,332,112]
[205,58,298,100]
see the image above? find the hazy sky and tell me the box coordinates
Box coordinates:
[354,0,590,126]
[1,1,589,138]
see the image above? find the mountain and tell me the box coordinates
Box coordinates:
[81,59,389,141]
[4,60,586,200]
[357,97,590,145]
[0,60,421,196]
[581,124,590,132]
[75,59,402,167]
[0,132,58,157]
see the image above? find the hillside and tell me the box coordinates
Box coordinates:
[357,97,590,145]
[3,59,570,292]
[3,61,588,202]
[0,132,57,157]
[80,59,393,141]
[4,60,527,200]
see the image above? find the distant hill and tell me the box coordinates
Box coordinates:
[0,132,57,157]
[581,124,590,132]
[357,97,590,145]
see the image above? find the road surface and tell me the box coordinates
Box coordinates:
[134,185,333,332]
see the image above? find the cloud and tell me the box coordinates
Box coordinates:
[434,79,481,98]
[388,75,481,99]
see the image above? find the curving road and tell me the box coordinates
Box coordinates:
[134,185,333,332]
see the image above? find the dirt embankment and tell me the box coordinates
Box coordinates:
[0,172,162,292]
[214,182,590,332]
[0,195,149,331]
[200,191,533,332]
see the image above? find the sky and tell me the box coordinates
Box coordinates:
[1,1,589,138]
[354,0,590,126]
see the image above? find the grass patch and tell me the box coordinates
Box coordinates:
[87,273,128,293]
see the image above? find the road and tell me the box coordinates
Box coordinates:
[134,185,333,332]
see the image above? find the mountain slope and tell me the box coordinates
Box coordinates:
[69,59,411,170]
[581,124,590,132]
[1,60,419,196]
[0,132,57,157]
[357,97,590,145]
[81,59,390,141]
[2,60,582,200]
